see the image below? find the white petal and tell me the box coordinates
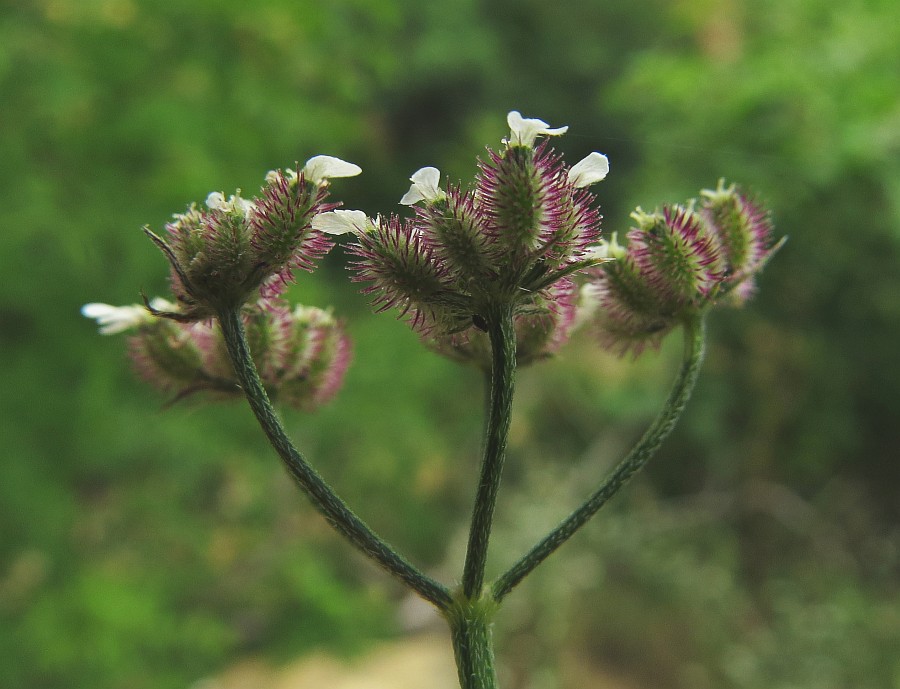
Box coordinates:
[399,186,426,206]
[205,191,254,218]
[572,283,603,330]
[410,167,441,194]
[205,191,227,210]
[591,232,625,261]
[266,167,299,185]
[302,155,362,185]
[148,297,179,313]
[506,110,568,147]
[312,209,369,235]
[568,152,610,188]
[81,302,151,335]
[234,196,255,218]
[399,166,444,205]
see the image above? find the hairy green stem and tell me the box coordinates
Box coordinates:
[462,304,517,599]
[446,592,501,689]
[217,307,452,610]
[493,314,707,601]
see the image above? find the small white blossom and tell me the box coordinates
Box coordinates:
[505,111,568,148]
[292,304,335,326]
[147,297,178,313]
[568,152,610,188]
[399,167,445,205]
[573,283,603,330]
[82,298,178,334]
[205,191,255,218]
[81,303,154,335]
[264,168,303,188]
[302,155,362,186]
[312,209,370,236]
[591,232,626,261]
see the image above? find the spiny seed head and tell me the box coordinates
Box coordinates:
[250,167,334,294]
[477,143,554,260]
[700,179,781,304]
[476,143,604,275]
[121,298,351,408]
[274,305,353,410]
[628,205,723,307]
[346,111,609,345]
[590,248,680,358]
[591,182,780,357]
[144,157,358,319]
[128,318,209,395]
[348,214,472,335]
[417,187,494,287]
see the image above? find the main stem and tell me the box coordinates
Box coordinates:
[462,303,517,599]
[450,302,515,689]
[446,593,500,689]
[217,306,451,610]
[493,314,707,601]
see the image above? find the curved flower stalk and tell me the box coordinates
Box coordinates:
[83,297,351,410]
[144,156,360,321]
[494,312,707,601]
[85,154,455,609]
[590,181,783,357]
[336,111,609,359]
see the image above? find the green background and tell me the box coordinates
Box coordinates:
[2,0,898,687]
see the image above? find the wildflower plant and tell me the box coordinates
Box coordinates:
[84,112,781,689]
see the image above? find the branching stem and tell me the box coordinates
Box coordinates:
[493,314,707,601]
[462,304,517,599]
[217,306,452,610]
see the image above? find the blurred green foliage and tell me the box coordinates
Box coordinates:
[1,0,898,687]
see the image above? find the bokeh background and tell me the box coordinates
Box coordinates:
[2,0,899,687]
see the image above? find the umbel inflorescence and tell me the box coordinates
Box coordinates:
[84,112,779,389]
[590,179,783,356]
[83,110,781,689]
[83,155,359,408]
[314,111,611,369]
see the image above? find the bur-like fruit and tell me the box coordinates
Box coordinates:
[591,182,781,356]
[144,157,359,320]
[346,111,610,362]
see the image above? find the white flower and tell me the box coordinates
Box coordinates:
[302,155,362,186]
[568,152,610,188]
[81,302,154,335]
[591,232,626,261]
[292,304,335,326]
[573,282,603,330]
[205,191,255,218]
[505,111,568,148]
[312,209,370,235]
[82,298,178,334]
[150,297,178,312]
[399,166,445,205]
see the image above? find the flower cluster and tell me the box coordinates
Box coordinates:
[589,180,781,356]
[83,298,351,410]
[427,279,583,371]
[315,112,609,367]
[145,156,361,321]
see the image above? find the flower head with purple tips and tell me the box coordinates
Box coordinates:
[346,111,610,365]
